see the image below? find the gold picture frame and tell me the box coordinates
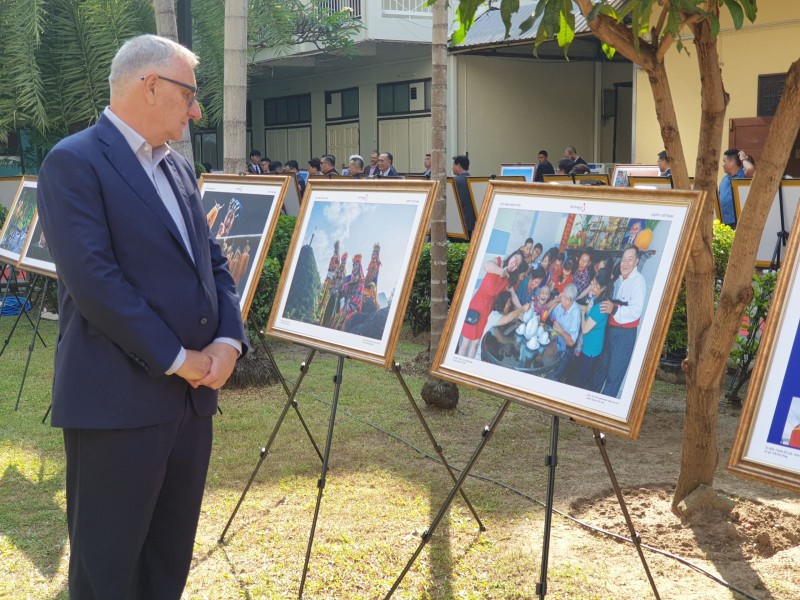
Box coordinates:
[732,179,800,267]
[432,181,703,439]
[0,176,37,266]
[627,175,673,190]
[267,179,436,368]
[611,164,661,187]
[16,178,58,278]
[198,174,289,321]
[728,199,800,492]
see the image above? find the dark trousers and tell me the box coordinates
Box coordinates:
[64,395,212,600]
[602,325,638,398]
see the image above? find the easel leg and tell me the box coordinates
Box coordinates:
[0,272,39,360]
[384,399,512,599]
[15,277,49,410]
[298,354,345,599]
[592,429,661,599]
[219,348,317,543]
[248,317,323,463]
[393,363,485,531]
[536,415,560,599]
[3,267,47,347]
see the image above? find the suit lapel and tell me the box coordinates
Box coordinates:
[98,116,193,265]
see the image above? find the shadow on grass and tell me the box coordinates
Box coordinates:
[0,462,66,579]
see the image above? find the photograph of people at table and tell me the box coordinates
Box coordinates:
[455,208,669,399]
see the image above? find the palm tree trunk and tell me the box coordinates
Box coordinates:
[222,0,247,175]
[421,0,459,409]
[153,0,194,162]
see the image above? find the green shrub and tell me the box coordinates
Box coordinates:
[0,203,7,229]
[248,257,282,338]
[406,242,470,335]
[247,215,296,334]
[268,215,297,265]
[663,220,736,358]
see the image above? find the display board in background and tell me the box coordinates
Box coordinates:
[0,177,37,266]
[0,176,22,210]
[17,179,57,277]
[499,164,536,182]
[432,182,703,438]
[199,174,288,320]
[628,176,674,190]
[732,180,800,267]
[611,164,661,187]
[268,179,436,367]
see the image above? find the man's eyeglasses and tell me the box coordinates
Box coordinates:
[141,74,198,107]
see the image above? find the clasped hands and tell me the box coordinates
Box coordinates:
[174,342,238,390]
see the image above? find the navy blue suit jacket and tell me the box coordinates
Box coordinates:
[37,114,247,429]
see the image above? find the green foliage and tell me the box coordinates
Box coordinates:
[406,242,470,335]
[0,203,7,229]
[248,215,296,331]
[0,0,155,146]
[728,269,777,397]
[663,220,736,357]
[454,0,758,59]
[267,214,297,265]
[248,256,282,336]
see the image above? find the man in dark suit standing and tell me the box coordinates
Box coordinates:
[247,149,263,173]
[37,34,247,600]
[452,154,477,237]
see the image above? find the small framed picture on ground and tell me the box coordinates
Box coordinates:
[432,181,703,438]
[267,179,436,367]
[17,179,57,277]
[199,174,288,320]
[0,177,37,266]
[611,165,661,187]
[728,212,800,492]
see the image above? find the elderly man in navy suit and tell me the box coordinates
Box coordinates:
[37,34,247,600]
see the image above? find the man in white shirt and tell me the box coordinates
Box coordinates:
[598,246,646,397]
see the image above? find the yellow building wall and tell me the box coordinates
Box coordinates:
[634,2,799,180]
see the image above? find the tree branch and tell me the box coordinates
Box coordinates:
[574,0,657,71]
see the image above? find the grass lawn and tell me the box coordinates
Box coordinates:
[1,313,797,599]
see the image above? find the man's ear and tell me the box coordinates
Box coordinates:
[140,74,159,106]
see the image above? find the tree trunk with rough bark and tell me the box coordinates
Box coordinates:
[153,0,194,163]
[222,0,248,175]
[421,0,459,409]
[675,56,800,504]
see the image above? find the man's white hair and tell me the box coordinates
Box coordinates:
[109,34,198,92]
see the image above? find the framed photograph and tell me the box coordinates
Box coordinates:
[628,175,673,190]
[0,177,37,266]
[267,179,436,367]
[611,165,661,187]
[500,163,536,182]
[728,206,800,492]
[732,180,800,267]
[199,174,288,320]
[543,175,575,185]
[432,181,703,438]
[17,179,56,277]
[574,173,611,186]
[0,176,22,210]
[467,177,526,220]
[445,177,469,240]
